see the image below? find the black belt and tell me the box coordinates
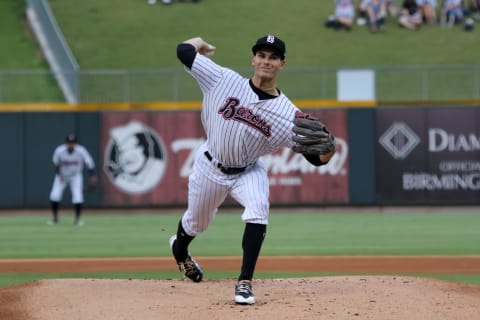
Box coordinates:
[204,151,246,175]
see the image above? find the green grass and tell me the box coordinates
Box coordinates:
[1,1,480,102]
[1,210,479,258]
[0,0,45,69]
[47,0,479,69]
[4,0,477,69]
[1,209,479,287]
[0,0,65,101]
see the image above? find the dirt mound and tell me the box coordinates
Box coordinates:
[1,276,479,320]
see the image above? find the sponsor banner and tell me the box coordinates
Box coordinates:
[101,110,348,206]
[377,108,480,204]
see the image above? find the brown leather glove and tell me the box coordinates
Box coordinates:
[292,111,336,155]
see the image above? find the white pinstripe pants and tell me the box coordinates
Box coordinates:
[181,145,270,237]
[49,173,84,204]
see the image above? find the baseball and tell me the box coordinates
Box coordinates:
[203,44,216,57]
[204,50,215,58]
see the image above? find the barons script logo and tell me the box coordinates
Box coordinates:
[104,121,167,194]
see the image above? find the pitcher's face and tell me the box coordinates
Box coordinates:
[252,49,285,81]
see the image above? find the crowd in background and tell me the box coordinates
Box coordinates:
[327,0,479,32]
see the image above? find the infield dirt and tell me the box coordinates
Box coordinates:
[1,256,480,320]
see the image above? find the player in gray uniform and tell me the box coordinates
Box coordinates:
[48,134,97,226]
[169,35,335,305]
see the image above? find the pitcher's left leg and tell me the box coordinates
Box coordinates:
[230,163,270,304]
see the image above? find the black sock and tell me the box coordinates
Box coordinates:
[74,203,82,222]
[238,223,266,281]
[173,220,195,262]
[50,201,59,222]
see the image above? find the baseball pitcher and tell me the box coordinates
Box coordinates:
[169,35,336,305]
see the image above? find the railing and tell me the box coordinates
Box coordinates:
[0,65,479,104]
[25,0,79,103]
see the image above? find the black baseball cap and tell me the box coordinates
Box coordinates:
[252,35,286,60]
[65,133,77,143]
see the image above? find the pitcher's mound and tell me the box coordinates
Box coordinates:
[1,276,480,320]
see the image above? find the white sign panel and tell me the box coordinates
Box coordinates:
[337,69,375,101]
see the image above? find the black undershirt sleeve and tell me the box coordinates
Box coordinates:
[177,43,197,69]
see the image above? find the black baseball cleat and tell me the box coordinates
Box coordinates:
[169,235,203,282]
[234,280,255,305]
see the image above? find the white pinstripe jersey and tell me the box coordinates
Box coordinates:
[186,54,299,167]
[52,144,95,178]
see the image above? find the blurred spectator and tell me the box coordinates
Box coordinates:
[147,0,173,4]
[416,0,438,24]
[361,0,399,17]
[464,1,480,23]
[465,0,479,13]
[359,0,371,18]
[386,0,400,16]
[363,0,388,32]
[333,0,356,30]
[399,0,423,29]
[440,0,464,26]
[464,17,475,30]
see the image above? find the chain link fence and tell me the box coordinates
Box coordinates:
[1,65,479,104]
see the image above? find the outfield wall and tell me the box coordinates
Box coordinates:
[0,103,478,208]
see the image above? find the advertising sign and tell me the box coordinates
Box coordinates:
[377,108,480,204]
[100,109,349,206]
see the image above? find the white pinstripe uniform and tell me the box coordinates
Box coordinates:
[181,53,299,236]
[49,144,95,204]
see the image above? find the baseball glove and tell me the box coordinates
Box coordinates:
[292,111,336,155]
[85,175,97,192]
